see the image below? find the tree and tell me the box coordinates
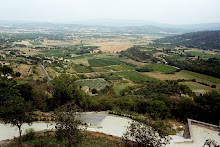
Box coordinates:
[0,65,13,74]
[0,97,34,147]
[55,103,83,147]
[122,121,170,147]
[51,74,86,108]
[15,72,21,77]
[175,97,197,121]
[98,50,102,54]
[194,91,220,125]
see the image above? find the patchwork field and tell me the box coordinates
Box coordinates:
[142,72,184,81]
[143,70,220,91]
[29,42,42,45]
[178,81,212,93]
[102,65,136,71]
[88,59,124,67]
[143,64,178,73]
[176,70,220,86]
[185,51,220,59]
[117,71,158,82]
[122,59,148,66]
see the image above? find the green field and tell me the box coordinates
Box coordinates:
[114,82,135,95]
[88,59,124,67]
[102,65,135,71]
[75,78,111,90]
[73,65,91,73]
[102,66,120,71]
[179,81,212,92]
[117,71,158,82]
[186,51,220,59]
[29,42,42,45]
[176,70,220,89]
[68,53,98,60]
[143,64,178,74]
[43,49,81,57]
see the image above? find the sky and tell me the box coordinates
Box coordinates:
[1,0,220,24]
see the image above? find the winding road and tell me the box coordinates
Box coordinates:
[0,112,131,141]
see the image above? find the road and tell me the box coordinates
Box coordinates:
[38,62,52,82]
[0,112,131,141]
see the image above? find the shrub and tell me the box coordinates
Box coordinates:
[23,128,35,142]
[211,85,216,88]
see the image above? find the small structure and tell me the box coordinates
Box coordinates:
[81,86,90,94]
[168,119,220,147]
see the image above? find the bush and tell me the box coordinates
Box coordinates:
[122,121,170,147]
[191,79,196,82]
[211,85,216,88]
[23,128,35,142]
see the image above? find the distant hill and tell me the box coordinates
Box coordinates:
[154,31,220,50]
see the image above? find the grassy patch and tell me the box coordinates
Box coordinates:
[117,71,158,82]
[102,65,135,71]
[176,70,220,89]
[177,70,220,84]
[142,71,184,81]
[102,66,120,71]
[29,42,43,45]
[16,79,29,84]
[114,82,134,95]
[143,64,178,74]
[8,131,122,147]
[179,81,211,92]
[88,59,124,67]
[74,65,91,73]
[186,51,220,59]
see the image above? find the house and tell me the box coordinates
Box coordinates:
[1,73,13,80]
[0,54,6,58]
[81,86,90,94]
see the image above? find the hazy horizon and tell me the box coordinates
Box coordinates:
[1,0,220,25]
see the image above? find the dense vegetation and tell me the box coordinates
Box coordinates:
[154,31,220,50]
[120,46,153,62]
[1,73,219,127]
[165,57,220,78]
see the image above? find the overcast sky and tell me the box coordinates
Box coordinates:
[1,0,220,24]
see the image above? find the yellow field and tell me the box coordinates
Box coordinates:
[14,40,32,46]
[13,64,33,77]
[142,72,185,81]
[10,47,39,54]
[142,70,220,93]
[185,48,217,55]
[178,81,212,94]
[122,59,149,66]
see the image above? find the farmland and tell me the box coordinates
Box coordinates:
[102,65,136,71]
[179,81,212,93]
[88,59,125,67]
[1,24,220,146]
[143,70,220,92]
[141,64,178,74]
[117,71,158,82]
[29,42,43,45]
[114,82,135,95]
[185,51,220,59]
